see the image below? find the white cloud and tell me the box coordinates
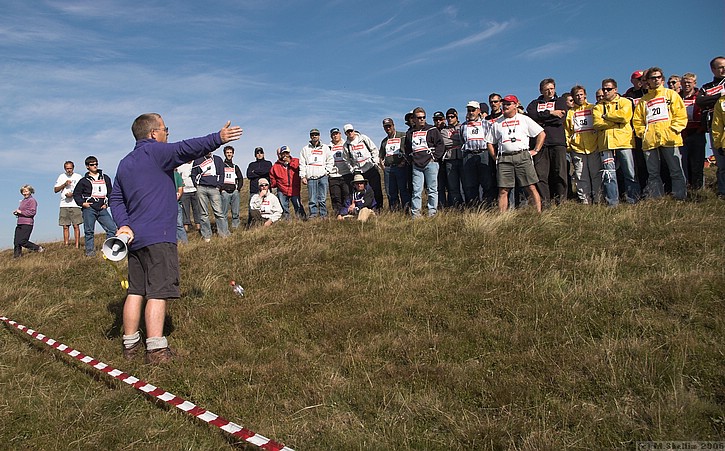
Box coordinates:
[518,39,579,60]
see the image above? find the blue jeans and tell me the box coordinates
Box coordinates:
[82,207,116,256]
[615,148,641,203]
[277,191,306,220]
[220,190,241,229]
[462,152,492,206]
[643,147,687,200]
[600,151,619,207]
[411,161,439,217]
[384,165,411,210]
[176,203,188,244]
[197,185,229,239]
[306,175,329,218]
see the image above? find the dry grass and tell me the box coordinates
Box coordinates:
[1,186,725,450]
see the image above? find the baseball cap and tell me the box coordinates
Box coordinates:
[309,128,320,135]
[631,70,644,79]
[433,111,445,119]
[343,123,354,132]
[382,118,394,125]
[330,127,340,134]
[254,146,264,153]
[466,100,480,109]
[502,95,519,104]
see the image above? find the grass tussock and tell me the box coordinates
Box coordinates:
[1,189,725,450]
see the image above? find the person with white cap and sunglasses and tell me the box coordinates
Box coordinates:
[249,177,282,227]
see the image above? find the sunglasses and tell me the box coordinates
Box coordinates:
[259,184,269,187]
[87,163,98,166]
[602,87,615,92]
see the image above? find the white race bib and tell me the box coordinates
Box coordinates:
[411,131,429,154]
[464,121,485,141]
[385,138,401,157]
[572,109,594,133]
[224,167,236,183]
[91,178,107,199]
[645,97,670,124]
[537,101,555,113]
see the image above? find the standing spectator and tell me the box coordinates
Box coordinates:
[593,78,641,204]
[565,85,617,206]
[438,109,464,207]
[343,123,384,210]
[73,156,117,257]
[270,145,306,220]
[680,73,706,190]
[329,128,354,216]
[176,161,202,234]
[403,107,445,218]
[110,113,242,364]
[668,75,682,96]
[379,118,410,211]
[623,70,649,193]
[300,129,333,219]
[192,150,229,241]
[633,66,688,200]
[526,78,569,205]
[246,146,273,226]
[54,160,82,248]
[246,147,272,196]
[696,56,725,197]
[486,95,544,213]
[13,185,43,258]
[249,178,282,227]
[220,145,244,230]
[595,89,605,103]
[461,101,493,207]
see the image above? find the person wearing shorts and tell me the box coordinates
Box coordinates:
[109,113,242,364]
[54,161,83,247]
[486,95,546,213]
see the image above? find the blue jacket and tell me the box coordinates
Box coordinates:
[109,134,222,251]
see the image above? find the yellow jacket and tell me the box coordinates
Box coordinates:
[565,102,597,154]
[592,95,634,150]
[712,95,725,150]
[632,86,687,150]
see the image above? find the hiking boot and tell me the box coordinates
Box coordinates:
[122,340,144,360]
[145,347,175,365]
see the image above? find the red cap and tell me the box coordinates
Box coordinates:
[631,70,644,79]
[502,95,519,104]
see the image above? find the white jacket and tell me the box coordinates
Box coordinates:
[299,142,334,179]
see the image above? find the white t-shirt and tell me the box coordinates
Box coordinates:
[486,113,544,154]
[55,172,82,208]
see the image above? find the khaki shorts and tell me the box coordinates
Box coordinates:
[59,207,83,226]
[496,151,539,189]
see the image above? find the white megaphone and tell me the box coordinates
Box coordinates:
[102,233,131,261]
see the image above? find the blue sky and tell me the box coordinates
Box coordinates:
[1,0,723,248]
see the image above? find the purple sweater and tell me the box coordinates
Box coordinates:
[16,196,37,226]
[109,134,222,251]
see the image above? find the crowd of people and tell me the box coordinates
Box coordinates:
[15,56,725,258]
[171,56,724,228]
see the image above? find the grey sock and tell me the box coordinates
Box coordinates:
[146,336,168,351]
[122,331,141,349]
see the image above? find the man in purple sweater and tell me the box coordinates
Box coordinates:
[109,113,242,364]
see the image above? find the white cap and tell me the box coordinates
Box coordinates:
[466,100,480,109]
[343,123,354,132]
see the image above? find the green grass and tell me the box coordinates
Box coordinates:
[1,186,725,450]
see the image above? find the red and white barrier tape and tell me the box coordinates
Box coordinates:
[1,316,293,451]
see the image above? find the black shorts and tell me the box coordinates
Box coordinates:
[127,242,180,299]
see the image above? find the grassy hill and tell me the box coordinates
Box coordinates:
[1,190,724,450]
